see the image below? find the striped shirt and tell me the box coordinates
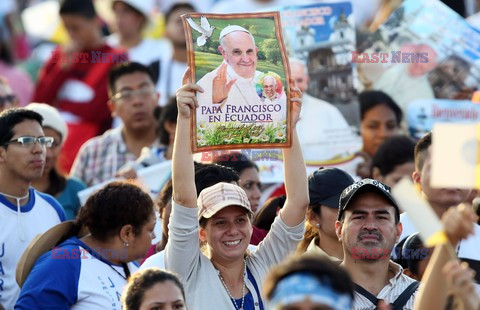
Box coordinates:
[353,261,417,310]
[70,127,159,187]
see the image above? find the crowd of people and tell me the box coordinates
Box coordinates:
[1,0,480,309]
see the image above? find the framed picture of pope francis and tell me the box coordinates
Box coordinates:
[181,12,291,152]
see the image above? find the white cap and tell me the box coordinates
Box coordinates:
[25,103,68,144]
[219,25,253,41]
[112,0,152,20]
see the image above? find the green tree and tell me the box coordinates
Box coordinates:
[262,39,281,65]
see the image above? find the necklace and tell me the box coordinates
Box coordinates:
[216,259,247,310]
[0,190,29,201]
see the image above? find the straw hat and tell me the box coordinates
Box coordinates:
[16,221,82,288]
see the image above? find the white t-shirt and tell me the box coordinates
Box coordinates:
[0,189,65,309]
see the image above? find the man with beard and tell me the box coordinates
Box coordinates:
[335,179,418,309]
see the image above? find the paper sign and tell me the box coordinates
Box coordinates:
[407,99,480,139]
[392,177,447,247]
[431,123,479,189]
[182,12,291,152]
[77,161,172,205]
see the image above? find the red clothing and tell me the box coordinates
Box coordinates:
[34,44,127,171]
[250,225,268,245]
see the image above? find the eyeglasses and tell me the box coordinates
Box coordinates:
[0,95,17,107]
[3,136,54,148]
[112,88,155,102]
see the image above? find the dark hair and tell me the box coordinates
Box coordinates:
[371,135,416,176]
[195,164,240,228]
[44,169,67,198]
[212,152,259,174]
[195,164,239,196]
[414,131,431,172]
[60,0,97,19]
[122,267,185,310]
[263,254,354,301]
[359,90,403,125]
[394,233,427,277]
[253,195,285,232]
[165,3,195,24]
[156,179,173,213]
[157,97,178,145]
[0,34,13,64]
[0,108,43,147]
[76,181,154,242]
[108,62,156,96]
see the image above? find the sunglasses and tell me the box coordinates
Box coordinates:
[0,95,17,106]
[3,136,54,148]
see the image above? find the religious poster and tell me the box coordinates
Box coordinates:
[279,2,363,167]
[357,0,480,114]
[182,12,291,152]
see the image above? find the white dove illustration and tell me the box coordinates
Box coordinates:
[186,16,215,47]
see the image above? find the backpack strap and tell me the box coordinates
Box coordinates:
[391,281,420,310]
[355,284,380,306]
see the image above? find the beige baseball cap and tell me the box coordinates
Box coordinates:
[197,182,253,220]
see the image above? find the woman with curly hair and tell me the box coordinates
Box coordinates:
[16,181,156,309]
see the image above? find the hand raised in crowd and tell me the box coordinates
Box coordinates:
[442,203,478,246]
[289,78,303,127]
[115,167,138,180]
[212,63,236,103]
[443,260,480,310]
[176,67,204,119]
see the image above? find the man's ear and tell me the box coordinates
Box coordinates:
[412,170,422,192]
[335,220,343,241]
[395,222,403,243]
[107,99,117,117]
[0,146,6,163]
[218,45,225,57]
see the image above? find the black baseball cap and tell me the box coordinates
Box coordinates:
[337,178,400,221]
[308,168,354,209]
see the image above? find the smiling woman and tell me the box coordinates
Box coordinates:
[165,70,308,310]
